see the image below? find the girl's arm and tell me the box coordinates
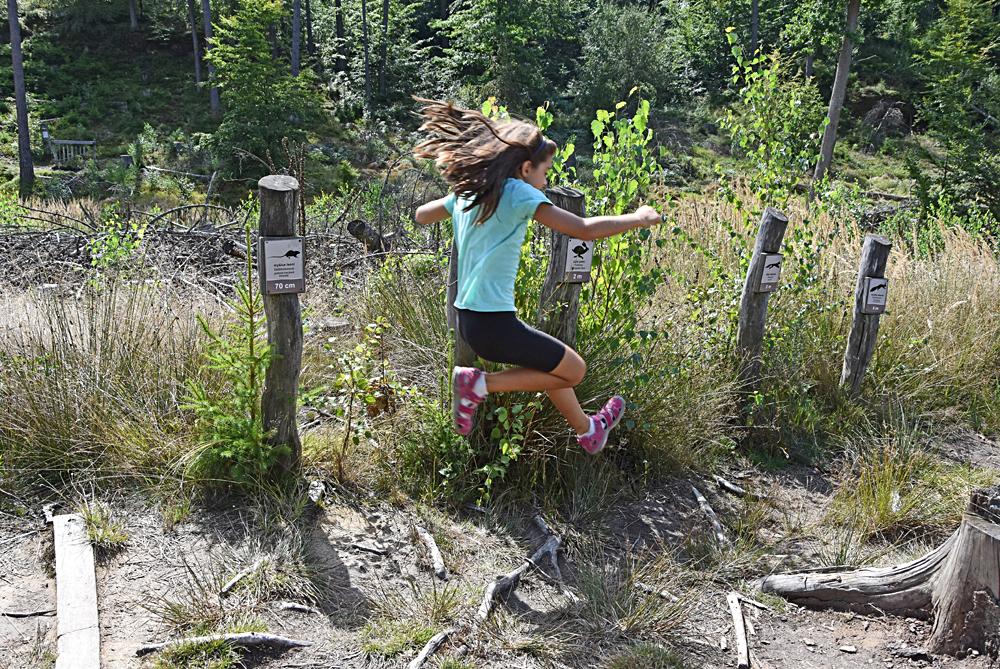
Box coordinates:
[534,203,662,241]
[414,197,452,225]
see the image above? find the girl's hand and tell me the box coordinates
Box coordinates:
[634,205,663,227]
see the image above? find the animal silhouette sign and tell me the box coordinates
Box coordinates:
[862,277,889,314]
[757,253,783,292]
[260,236,306,294]
[564,237,593,283]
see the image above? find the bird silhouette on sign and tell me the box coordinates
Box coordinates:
[869,283,887,294]
[571,242,590,259]
[270,249,301,259]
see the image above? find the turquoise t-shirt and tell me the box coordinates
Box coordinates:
[444,178,552,312]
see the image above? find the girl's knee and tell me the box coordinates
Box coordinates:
[556,348,586,386]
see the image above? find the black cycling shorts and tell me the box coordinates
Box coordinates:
[456,309,567,373]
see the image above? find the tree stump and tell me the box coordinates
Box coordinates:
[759,485,1000,657]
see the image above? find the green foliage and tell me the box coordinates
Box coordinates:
[322,318,414,481]
[206,0,323,174]
[79,500,129,552]
[435,0,585,110]
[183,226,277,483]
[720,29,826,206]
[578,93,664,345]
[915,0,1000,218]
[606,643,686,669]
[576,2,694,115]
[87,202,147,271]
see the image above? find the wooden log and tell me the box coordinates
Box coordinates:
[258,175,304,474]
[446,242,476,368]
[52,513,100,669]
[537,186,586,347]
[736,208,789,391]
[840,234,891,396]
[759,485,1000,658]
[726,592,750,669]
[136,631,311,657]
[758,534,952,618]
[346,218,391,254]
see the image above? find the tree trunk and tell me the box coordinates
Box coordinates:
[187,0,202,85]
[201,0,220,116]
[291,0,301,76]
[269,23,279,59]
[438,0,448,49]
[7,0,34,197]
[750,0,759,56]
[129,0,139,30]
[378,0,389,97]
[304,0,316,60]
[361,0,371,116]
[812,0,861,189]
[804,52,814,78]
[335,0,345,72]
[761,484,1000,657]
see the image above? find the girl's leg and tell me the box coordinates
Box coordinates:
[484,347,590,434]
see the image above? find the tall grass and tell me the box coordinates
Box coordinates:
[367,186,1000,503]
[0,284,218,490]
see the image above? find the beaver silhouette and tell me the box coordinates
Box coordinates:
[270,249,301,259]
[571,242,590,259]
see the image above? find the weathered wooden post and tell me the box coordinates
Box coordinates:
[840,234,891,396]
[538,186,592,346]
[446,243,476,367]
[258,175,304,474]
[736,207,789,391]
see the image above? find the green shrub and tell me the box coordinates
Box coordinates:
[183,227,277,483]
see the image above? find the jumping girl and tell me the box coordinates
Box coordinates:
[412,98,662,454]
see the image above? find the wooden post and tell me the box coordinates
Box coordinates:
[258,175,303,474]
[446,243,476,367]
[736,207,789,390]
[538,186,586,347]
[841,234,891,396]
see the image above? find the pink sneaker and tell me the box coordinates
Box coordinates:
[452,367,486,435]
[577,395,626,455]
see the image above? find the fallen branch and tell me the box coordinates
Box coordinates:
[0,609,55,618]
[220,558,266,596]
[477,515,564,621]
[276,601,321,614]
[136,632,311,657]
[738,594,774,613]
[692,485,730,548]
[414,525,447,580]
[727,592,750,669]
[714,475,747,498]
[406,628,454,669]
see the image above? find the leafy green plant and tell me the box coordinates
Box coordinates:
[183,225,277,483]
[87,202,147,270]
[719,28,826,207]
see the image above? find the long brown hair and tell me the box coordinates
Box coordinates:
[412,97,557,224]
